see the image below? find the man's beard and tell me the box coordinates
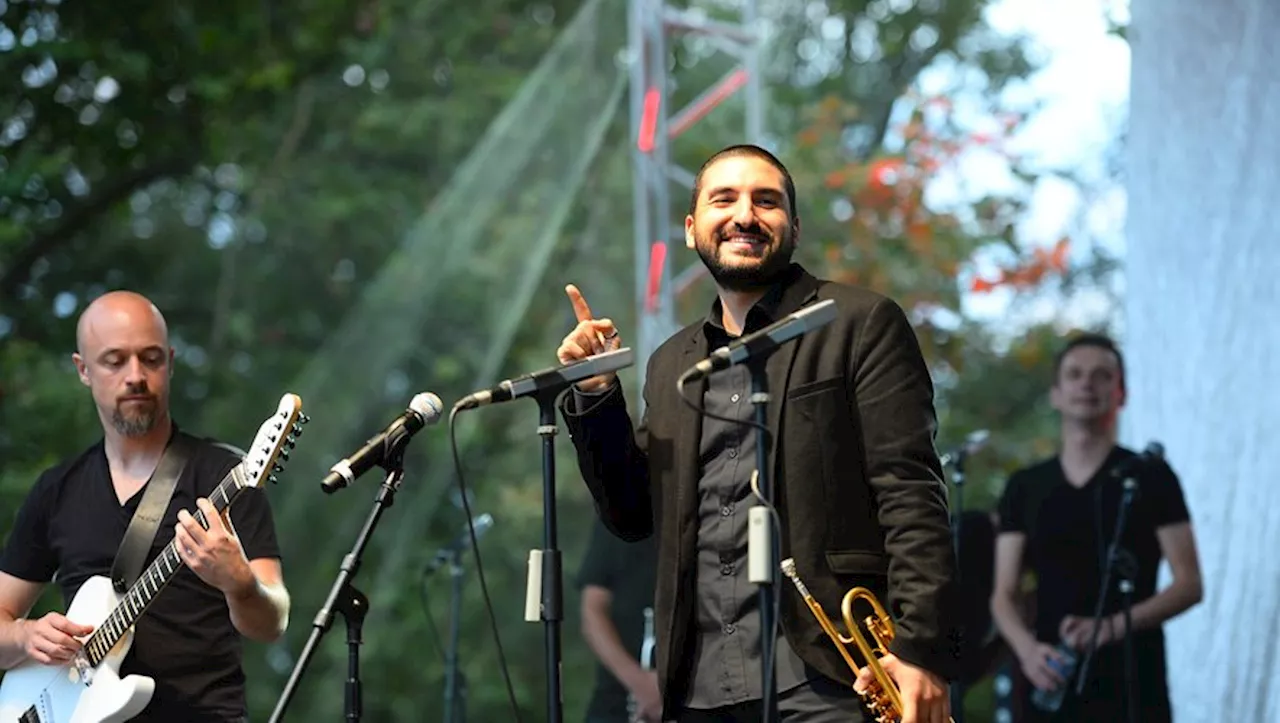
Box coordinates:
[112,399,159,437]
[695,227,796,292]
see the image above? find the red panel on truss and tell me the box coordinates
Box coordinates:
[637,87,662,153]
[668,68,749,139]
[645,241,667,312]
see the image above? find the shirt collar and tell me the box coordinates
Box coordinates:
[702,263,803,338]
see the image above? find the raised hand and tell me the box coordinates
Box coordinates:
[556,284,621,393]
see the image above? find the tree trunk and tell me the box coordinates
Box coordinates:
[1125,1,1280,720]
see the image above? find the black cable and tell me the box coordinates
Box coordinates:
[675,374,784,719]
[447,405,525,723]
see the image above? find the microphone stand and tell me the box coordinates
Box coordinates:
[268,444,407,723]
[948,448,968,723]
[1117,555,1138,723]
[531,390,565,723]
[442,549,469,723]
[1075,476,1139,723]
[748,362,780,723]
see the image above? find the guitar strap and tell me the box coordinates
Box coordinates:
[110,431,197,594]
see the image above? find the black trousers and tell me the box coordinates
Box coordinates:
[672,676,867,723]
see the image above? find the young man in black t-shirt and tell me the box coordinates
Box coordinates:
[577,517,659,723]
[0,290,290,722]
[990,334,1203,722]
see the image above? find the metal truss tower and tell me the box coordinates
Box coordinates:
[627,0,765,398]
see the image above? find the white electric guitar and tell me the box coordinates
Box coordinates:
[0,393,307,723]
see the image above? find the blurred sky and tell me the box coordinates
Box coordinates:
[925,0,1132,330]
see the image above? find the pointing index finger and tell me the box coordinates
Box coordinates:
[565,284,594,323]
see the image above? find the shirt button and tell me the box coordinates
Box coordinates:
[720,505,732,517]
[720,563,734,575]
[724,623,736,635]
[731,393,740,403]
[728,448,738,459]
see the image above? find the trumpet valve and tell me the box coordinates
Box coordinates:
[865,616,893,648]
[861,685,899,723]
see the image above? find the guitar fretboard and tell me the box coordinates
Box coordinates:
[83,464,248,666]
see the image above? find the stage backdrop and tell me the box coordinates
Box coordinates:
[1124,0,1280,721]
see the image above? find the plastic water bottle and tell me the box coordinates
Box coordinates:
[1029,643,1079,712]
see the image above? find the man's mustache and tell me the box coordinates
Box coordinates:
[118,384,156,404]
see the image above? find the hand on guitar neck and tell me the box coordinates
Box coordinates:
[174,498,256,599]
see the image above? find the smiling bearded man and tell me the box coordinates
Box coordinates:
[552,144,963,723]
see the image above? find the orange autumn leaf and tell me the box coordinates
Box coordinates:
[906,221,934,249]
[1049,237,1070,270]
[970,276,998,293]
[868,158,903,187]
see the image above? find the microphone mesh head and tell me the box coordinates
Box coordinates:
[410,392,445,424]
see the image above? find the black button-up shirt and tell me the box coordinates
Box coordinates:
[573,284,815,710]
[683,287,811,709]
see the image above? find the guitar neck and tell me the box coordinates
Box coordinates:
[83,464,248,666]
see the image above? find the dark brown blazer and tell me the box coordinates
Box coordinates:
[561,264,961,714]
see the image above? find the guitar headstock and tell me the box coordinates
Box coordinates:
[241,393,307,488]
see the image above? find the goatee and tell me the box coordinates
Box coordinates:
[696,236,796,293]
[112,405,158,437]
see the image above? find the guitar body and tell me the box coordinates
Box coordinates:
[0,576,154,723]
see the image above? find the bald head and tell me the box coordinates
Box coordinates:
[76,291,169,355]
[73,290,173,438]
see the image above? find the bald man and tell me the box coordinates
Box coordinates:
[0,291,289,723]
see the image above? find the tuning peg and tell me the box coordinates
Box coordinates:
[272,463,285,474]
[268,475,278,485]
[299,414,310,425]
[279,448,290,461]
[285,436,297,449]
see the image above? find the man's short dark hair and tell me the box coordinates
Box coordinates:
[688,144,798,219]
[1053,332,1126,391]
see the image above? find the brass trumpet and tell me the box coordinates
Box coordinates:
[780,558,903,722]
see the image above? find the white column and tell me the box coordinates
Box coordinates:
[1124,1,1280,721]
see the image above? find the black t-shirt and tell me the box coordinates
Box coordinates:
[575,518,658,722]
[997,445,1190,721]
[0,428,281,722]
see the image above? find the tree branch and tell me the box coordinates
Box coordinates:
[0,154,196,302]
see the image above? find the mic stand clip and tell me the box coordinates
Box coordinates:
[1075,476,1140,723]
[268,442,409,723]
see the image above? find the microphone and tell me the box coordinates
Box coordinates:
[453,347,635,411]
[426,513,495,573]
[1111,440,1165,479]
[679,299,838,384]
[321,392,445,493]
[940,429,990,467]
